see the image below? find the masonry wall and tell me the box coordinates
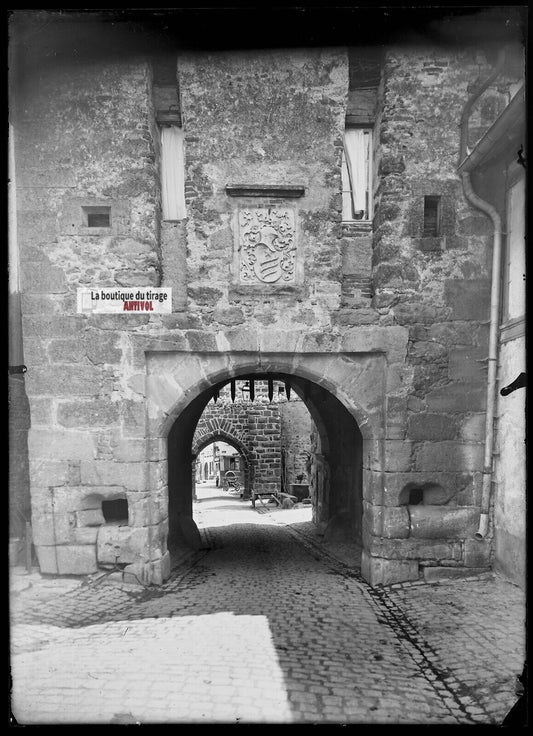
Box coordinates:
[175,47,348,325]
[361,48,495,582]
[193,385,314,495]
[14,55,167,580]
[13,33,508,585]
[193,397,282,495]
[279,402,313,488]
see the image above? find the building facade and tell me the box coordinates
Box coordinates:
[9,10,526,587]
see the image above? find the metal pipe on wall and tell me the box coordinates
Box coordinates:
[458,49,506,540]
[460,173,503,539]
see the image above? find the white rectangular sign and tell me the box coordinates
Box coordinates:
[77,288,172,314]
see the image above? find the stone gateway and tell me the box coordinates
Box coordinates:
[8,9,526,590]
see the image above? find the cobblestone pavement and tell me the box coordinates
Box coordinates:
[9,486,526,725]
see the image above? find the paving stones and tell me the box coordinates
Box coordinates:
[9,488,525,725]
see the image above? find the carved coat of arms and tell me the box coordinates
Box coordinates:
[238,208,296,284]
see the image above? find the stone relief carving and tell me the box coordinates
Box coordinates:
[238,208,296,284]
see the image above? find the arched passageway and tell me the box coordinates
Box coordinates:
[193,433,250,496]
[167,372,363,553]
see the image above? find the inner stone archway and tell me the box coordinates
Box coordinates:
[167,371,364,555]
[193,432,251,497]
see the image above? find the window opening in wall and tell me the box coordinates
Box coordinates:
[342,127,372,221]
[160,124,187,221]
[423,196,441,236]
[152,53,186,222]
[503,175,525,322]
[102,498,129,524]
[408,487,424,505]
[82,206,111,228]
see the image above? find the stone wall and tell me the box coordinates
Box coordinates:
[193,394,281,495]
[359,48,495,584]
[177,48,347,324]
[15,54,166,581]
[193,382,314,495]
[279,401,313,488]
[12,27,514,585]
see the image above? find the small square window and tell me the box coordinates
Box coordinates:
[82,206,111,228]
[102,498,128,524]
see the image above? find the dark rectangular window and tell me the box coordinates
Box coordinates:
[87,212,110,227]
[102,498,128,523]
[83,206,111,228]
[423,196,441,236]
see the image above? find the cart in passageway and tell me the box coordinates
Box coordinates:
[223,470,241,495]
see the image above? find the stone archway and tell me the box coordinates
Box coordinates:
[144,348,392,584]
[165,369,367,556]
[192,429,251,497]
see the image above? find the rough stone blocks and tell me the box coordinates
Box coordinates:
[408,505,479,539]
[56,545,98,575]
[407,413,458,441]
[363,529,463,562]
[96,524,166,566]
[361,551,419,587]
[34,545,59,575]
[29,430,96,460]
[123,551,171,585]
[463,537,491,568]
[363,502,410,539]
[80,461,147,491]
[148,551,171,585]
[444,279,490,320]
[422,566,489,582]
[76,508,106,527]
[367,440,413,472]
[413,441,484,472]
[32,513,73,546]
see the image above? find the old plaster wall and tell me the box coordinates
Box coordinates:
[494,336,526,587]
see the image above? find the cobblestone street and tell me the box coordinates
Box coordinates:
[10,484,526,725]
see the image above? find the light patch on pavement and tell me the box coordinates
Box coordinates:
[10,613,294,725]
[193,485,313,530]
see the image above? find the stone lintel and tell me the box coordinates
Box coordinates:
[225,184,306,198]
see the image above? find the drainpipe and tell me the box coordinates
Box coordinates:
[458,49,506,540]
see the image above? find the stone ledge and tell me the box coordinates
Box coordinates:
[225,184,306,198]
[361,551,419,586]
[341,221,373,236]
[229,284,305,299]
[422,566,490,582]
